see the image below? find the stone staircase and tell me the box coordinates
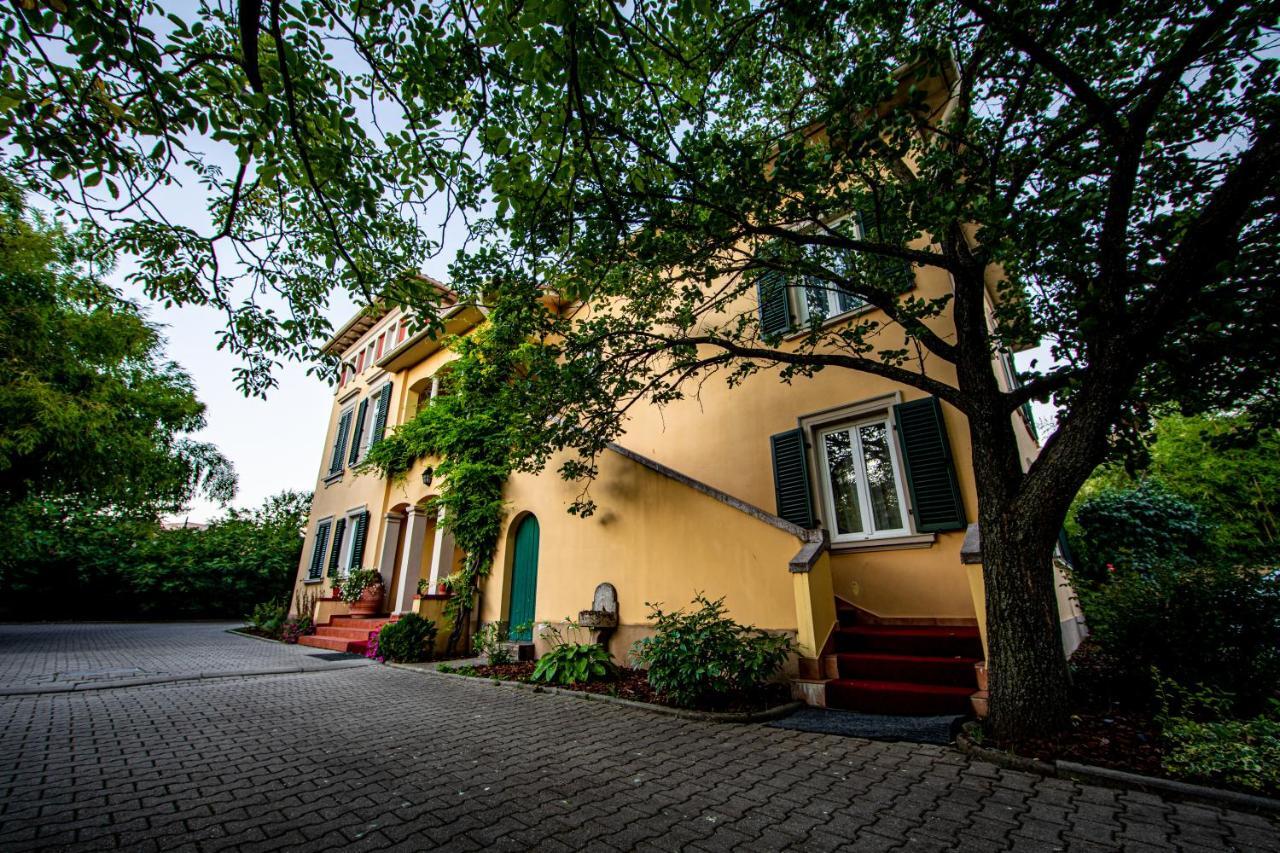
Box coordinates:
[824,603,982,716]
[297,615,393,655]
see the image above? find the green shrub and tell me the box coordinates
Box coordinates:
[1078,564,1280,712]
[1071,481,1207,583]
[473,621,516,665]
[280,615,313,644]
[1157,679,1280,794]
[248,598,288,637]
[530,623,615,685]
[375,613,437,662]
[630,593,793,708]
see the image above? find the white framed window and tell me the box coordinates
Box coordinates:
[815,414,911,542]
[791,216,868,326]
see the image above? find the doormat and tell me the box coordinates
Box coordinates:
[307,652,366,662]
[767,707,965,745]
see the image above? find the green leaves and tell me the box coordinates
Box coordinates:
[529,635,615,686]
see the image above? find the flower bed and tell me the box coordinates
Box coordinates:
[439,661,791,714]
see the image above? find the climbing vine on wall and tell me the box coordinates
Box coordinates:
[360,278,558,649]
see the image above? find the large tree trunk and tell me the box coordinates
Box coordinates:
[966,397,1076,741]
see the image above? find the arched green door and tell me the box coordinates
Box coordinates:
[508,515,539,641]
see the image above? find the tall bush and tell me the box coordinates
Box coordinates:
[1077,564,1280,713]
[1071,482,1207,584]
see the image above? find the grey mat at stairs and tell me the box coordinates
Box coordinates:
[767,707,964,745]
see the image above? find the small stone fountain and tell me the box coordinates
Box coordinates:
[577,582,619,646]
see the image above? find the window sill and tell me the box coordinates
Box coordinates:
[337,386,361,404]
[323,472,344,487]
[783,301,878,342]
[303,578,324,585]
[830,532,936,553]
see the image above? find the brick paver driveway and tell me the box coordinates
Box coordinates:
[0,624,1276,852]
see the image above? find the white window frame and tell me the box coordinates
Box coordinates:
[790,215,869,326]
[814,415,912,543]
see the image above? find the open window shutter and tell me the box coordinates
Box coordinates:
[308,521,330,580]
[348,510,370,570]
[329,411,352,475]
[756,269,792,342]
[893,397,967,532]
[770,429,815,528]
[348,399,369,465]
[371,383,393,442]
[327,518,346,576]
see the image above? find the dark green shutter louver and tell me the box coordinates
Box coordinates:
[327,518,346,577]
[756,269,792,342]
[328,410,352,475]
[770,428,815,528]
[308,520,331,580]
[348,510,370,570]
[348,398,369,465]
[371,383,393,443]
[893,396,967,532]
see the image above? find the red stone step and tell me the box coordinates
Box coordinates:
[313,626,385,641]
[826,678,975,716]
[834,653,980,687]
[297,634,368,654]
[834,625,983,658]
[326,616,392,628]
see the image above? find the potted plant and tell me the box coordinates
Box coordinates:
[340,568,385,617]
[416,577,430,599]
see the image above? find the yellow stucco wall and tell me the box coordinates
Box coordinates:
[483,447,807,634]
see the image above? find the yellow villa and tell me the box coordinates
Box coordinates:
[291,249,1084,716]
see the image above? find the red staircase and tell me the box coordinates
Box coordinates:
[298,615,392,655]
[825,603,982,716]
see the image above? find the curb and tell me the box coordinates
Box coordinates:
[389,663,803,723]
[954,726,1280,815]
[226,628,283,644]
[0,661,370,697]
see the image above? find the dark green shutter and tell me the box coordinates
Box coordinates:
[329,411,352,475]
[770,428,815,528]
[348,398,369,465]
[308,520,331,580]
[757,269,792,342]
[371,383,393,443]
[348,510,370,570]
[327,518,346,576]
[893,396,967,532]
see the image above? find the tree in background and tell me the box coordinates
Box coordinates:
[0,182,236,511]
[1073,412,1280,572]
[4,1,1278,740]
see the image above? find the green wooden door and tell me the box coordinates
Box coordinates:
[508,515,540,641]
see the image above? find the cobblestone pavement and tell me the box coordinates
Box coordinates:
[0,625,1277,851]
[0,623,368,690]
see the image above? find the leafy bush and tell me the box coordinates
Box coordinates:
[1157,679,1280,794]
[1077,564,1280,712]
[280,616,313,644]
[630,593,793,708]
[1071,481,1207,583]
[473,621,514,665]
[375,613,438,663]
[530,623,615,685]
[248,598,288,637]
[336,568,382,604]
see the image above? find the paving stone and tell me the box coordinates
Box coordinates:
[0,623,1276,852]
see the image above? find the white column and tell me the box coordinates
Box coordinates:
[393,507,431,614]
[427,506,456,587]
[377,512,403,592]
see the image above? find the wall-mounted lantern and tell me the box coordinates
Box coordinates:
[421,466,434,487]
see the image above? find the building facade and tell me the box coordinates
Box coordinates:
[291,255,1084,715]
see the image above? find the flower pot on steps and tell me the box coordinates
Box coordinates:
[349,583,384,617]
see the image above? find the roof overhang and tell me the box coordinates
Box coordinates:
[375,303,488,373]
[319,275,458,358]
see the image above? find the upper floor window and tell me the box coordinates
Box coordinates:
[397,319,408,343]
[375,332,386,360]
[355,349,366,374]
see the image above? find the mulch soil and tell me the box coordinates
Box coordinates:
[992,710,1166,777]
[453,662,791,713]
